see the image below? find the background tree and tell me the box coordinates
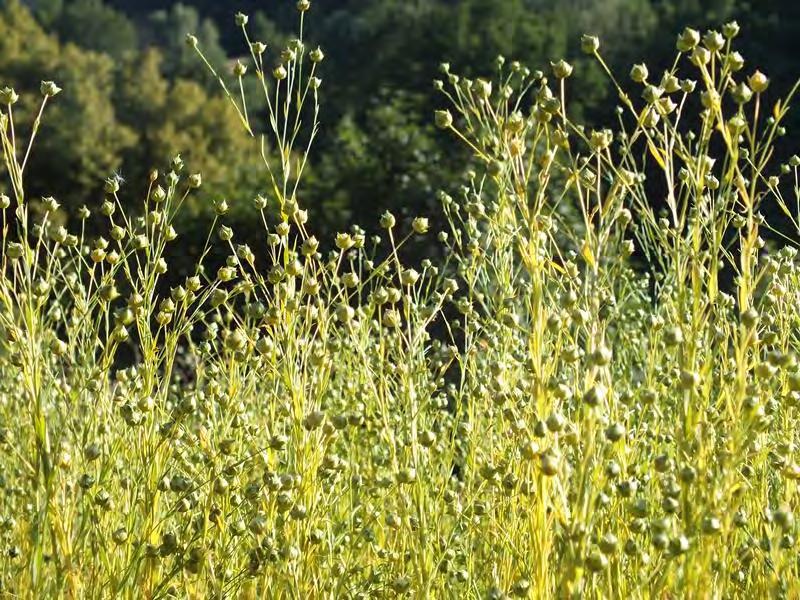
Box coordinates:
[144,3,227,87]
[55,0,137,60]
[3,0,799,274]
[0,0,136,211]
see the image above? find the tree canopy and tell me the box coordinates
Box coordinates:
[3,0,798,262]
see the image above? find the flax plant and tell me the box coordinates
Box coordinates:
[1,4,800,599]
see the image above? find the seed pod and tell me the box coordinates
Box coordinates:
[702,516,722,534]
[412,217,429,234]
[630,63,649,83]
[551,59,573,79]
[112,528,128,544]
[40,80,62,97]
[586,549,608,572]
[749,70,769,93]
[703,30,724,52]
[303,410,325,430]
[677,27,700,52]
[309,47,325,63]
[249,514,267,534]
[669,535,689,556]
[605,423,626,442]
[723,21,740,38]
[540,451,559,476]
[397,467,417,484]
[401,269,420,286]
[584,384,608,407]
[0,87,19,105]
[435,110,453,129]
[581,34,600,54]
[678,370,700,391]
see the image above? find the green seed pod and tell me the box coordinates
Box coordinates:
[581,34,600,54]
[590,345,612,366]
[629,498,648,518]
[605,422,626,442]
[6,242,24,260]
[676,27,700,52]
[732,81,752,104]
[309,47,325,63]
[249,514,268,535]
[551,59,573,79]
[749,70,769,93]
[274,65,288,80]
[599,532,619,555]
[702,516,722,534]
[303,410,325,430]
[630,63,649,83]
[214,199,229,215]
[703,30,725,52]
[401,268,420,286]
[679,465,697,483]
[669,535,689,556]
[678,370,700,391]
[662,496,680,514]
[723,21,740,39]
[335,233,354,250]
[0,86,19,105]
[472,79,492,99]
[40,80,62,97]
[540,451,559,476]
[585,549,608,572]
[418,430,436,448]
[545,411,566,433]
[112,528,128,545]
[390,576,411,594]
[233,60,247,78]
[151,186,167,203]
[664,325,683,347]
[583,383,608,407]
[617,479,638,498]
[739,308,759,329]
[98,200,116,218]
[435,110,453,130]
[652,532,669,550]
[94,489,111,509]
[397,467,416,484]
[412,217,429,234]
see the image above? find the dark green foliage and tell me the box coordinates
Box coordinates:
[3,0,799,271]
[144,3,226,86]
[56,0,138,60]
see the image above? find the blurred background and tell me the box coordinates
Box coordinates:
[1,0,798,271]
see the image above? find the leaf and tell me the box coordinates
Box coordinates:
[648,140,666,170]
[776,198,793,219]
[581,240,595,267]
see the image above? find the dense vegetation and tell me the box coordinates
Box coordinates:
[2,1,800,598]
[2,0,799,253]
